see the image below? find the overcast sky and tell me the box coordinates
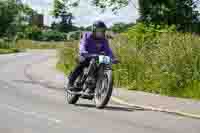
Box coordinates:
[21,0,200,27]
[21,0,139,27]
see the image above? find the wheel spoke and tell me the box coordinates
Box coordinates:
[95,74,109,104]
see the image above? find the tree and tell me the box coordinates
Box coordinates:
[0,0,36,37]
[53,0,200,33]
[52,0,77,32]
[0,0,19,37]
[92,0,200,32]
[137,0,174,24]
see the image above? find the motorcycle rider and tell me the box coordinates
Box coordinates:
[68,20,118,92]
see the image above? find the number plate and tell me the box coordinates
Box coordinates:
[98,55,111,64]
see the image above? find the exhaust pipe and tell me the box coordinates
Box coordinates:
[66,90,82,95]
[66,90,94,97]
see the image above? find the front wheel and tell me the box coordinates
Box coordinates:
[64,76,79,104]
[94,70,113,109]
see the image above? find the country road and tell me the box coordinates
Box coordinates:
[0,50,199,133]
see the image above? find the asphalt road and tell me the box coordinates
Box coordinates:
[0,50,199,133]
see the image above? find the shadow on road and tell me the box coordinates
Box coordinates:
[75,103,144,112]
[13,80,38,85]
[13,80,145,112]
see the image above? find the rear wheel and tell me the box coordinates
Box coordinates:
[64,75,80,104]
[94,70,113,109]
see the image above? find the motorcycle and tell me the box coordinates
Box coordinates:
[64,54,115,109]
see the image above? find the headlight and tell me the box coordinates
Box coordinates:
[99,55,111,64]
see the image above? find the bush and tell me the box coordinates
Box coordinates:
[24,25,42,40]
[0,38,15,49]
[56,41,78,73]
[67,31,81,40]
[16,26,67,41]
[41,31,66,41]
[111,23,135,33]
[111,23,200,99]
[57,23,200,100]
[0,38,21,54]
[16,39,76,49]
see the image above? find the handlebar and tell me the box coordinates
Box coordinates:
[81,54,119,64]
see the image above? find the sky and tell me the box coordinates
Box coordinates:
[21,0,139,27]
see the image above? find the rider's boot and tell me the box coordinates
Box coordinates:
[85,76,96,94]
[68,81,82,92]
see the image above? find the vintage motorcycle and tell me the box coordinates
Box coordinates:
[64,54,115,109]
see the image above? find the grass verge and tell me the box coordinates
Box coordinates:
[16,40,74,49]
[56,31,200,100]
[0,48,21,54]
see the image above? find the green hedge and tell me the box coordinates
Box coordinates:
[16,26,68,41]
[0,38,21,54]
[16,40,74,49]
[41,31,66,41]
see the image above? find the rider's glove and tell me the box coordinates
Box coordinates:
[112,59,120,64]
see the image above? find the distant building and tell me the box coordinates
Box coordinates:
[30,13,44,27]
[16,0,44,27]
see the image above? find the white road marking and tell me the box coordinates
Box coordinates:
[0,104,62,124]
[111,97,200,119]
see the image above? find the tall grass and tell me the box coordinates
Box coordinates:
[112,32,200,99]
[16,40,74,49]
[57,28,200,100]
[0,38,15,49]
[0,38,21,54]
[56,41,78,74]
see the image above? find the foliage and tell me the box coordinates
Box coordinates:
[51,22,79,33]
[70,0,200,33]
[111,24,200,99]
[57,23,200,100]
[0,0,38,40]
[110,23,135,33]
[16,25,68,41]
[0,0,19,37]
[0,38,15,49]
[67,31,81,40]
[137,0,200,29]
[52,0,78,33]
[0,38,21,54]
[41,31,67,41]
[91,0,128,12]
[56,41,78,74]
[24,25,42,40]
[124,23,176,38]
[0,48,20,54]
[16,40,71,49]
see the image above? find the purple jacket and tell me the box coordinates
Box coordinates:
[79,32,115,59]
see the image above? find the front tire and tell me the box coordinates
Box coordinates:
[94,70,113,109]
[64,76,79,104]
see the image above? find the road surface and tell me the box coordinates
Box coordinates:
[0,50,199,133]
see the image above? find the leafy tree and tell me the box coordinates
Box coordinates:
[0,0,36,37]
[52,0,78,33]
[24,25,42,40]
[66,0,199,32]
[0,0,19,37]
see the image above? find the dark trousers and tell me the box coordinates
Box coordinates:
[68,57,91,85]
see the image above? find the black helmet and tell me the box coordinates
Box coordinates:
[92,20,107,32]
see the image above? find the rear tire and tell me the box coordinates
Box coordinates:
[64,76,79,104]
[94,70,113,109]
